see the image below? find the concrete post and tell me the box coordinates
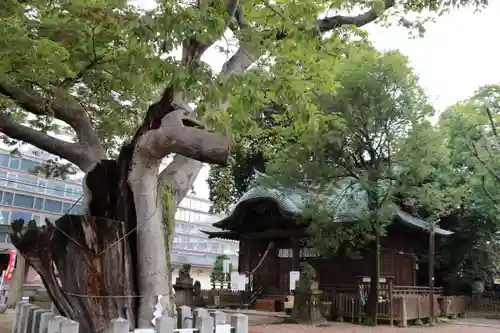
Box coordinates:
[398,296,408,328]
[155,316,175,333]
[108,318,129,333]
[58,321,78,333]
[195,316,214,333]
[12,301,28,333]
[177,306,192,328]
[20,305,38,333]
[193,308,208,328]
[39,313,55,333]
[26,305,40,333]
[210,311,226,325]
[230,314,248,333]
[32,309,49,333]
[47,316,67,333]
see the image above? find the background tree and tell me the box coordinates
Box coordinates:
[210,254,232,284]
[1,0,492,331]
[259,45,449,325]
[428,85,500,293]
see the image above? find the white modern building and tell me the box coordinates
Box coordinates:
[0,146,237,288]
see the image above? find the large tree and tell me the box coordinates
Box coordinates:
[254,45,456,324]
[0,0,491,332]
[430,84,500,292]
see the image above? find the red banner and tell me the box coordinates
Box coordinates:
[3,249,17,281]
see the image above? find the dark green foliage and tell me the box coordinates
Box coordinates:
[210,254,232,283]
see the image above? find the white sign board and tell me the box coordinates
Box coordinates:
[289,271,300,291]
[361,277,387,283]
[215,324,231,333]
[231,272,246,291]
[222,259,231,274]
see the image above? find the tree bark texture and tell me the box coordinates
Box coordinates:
[365,234,380,326]
[11,215,136,333]
[6,254,26,307]
[10,88,231,332]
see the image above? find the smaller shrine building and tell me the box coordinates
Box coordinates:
[203,185,453,297]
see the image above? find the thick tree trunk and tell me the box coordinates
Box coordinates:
[10,87,230,332]
[6,254,26,307]
[11,214,136,333]
[128,158,171,327]
[158,181,177,318]
[365,233,380,326]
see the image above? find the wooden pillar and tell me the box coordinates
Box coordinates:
[388,278,394,327]
[412,254,417,286]
[429,229,436,326]
[6,254,26,306]
[244,238,253,292]
[292,234,300,271]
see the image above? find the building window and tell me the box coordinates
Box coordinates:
[47,180,65,197]
[7,173,17,188]
[9,158,20,170]
[195,242,207,252]
[32,214,43,226]
[0,171,6,186]
[0,154,9,168]
[20,159,40,172]
[11,211,32,224]
[66,186,82,201]
[70,204,82,214]
[2,192,13,205]
[44,199,62,213]
[34,197,44,210]
[179,198,192,210]
[37,179,47,194]
[63,202,73,213]
[17,174,37,192]
[209,242,220,253]
[0,211,9,225]
[13,194,35,208]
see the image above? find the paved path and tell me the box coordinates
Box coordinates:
[249,322,500,333]
[452,317,500,328]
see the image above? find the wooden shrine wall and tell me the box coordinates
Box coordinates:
[239,233,417,294]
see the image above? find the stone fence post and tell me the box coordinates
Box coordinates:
[13,301,250,333]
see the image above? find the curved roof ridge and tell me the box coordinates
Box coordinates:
[212,179,454,236]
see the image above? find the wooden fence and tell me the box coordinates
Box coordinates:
[463,296,500,318]
[200,289,250,309]
[12,301,249,333]
[318,285,447,325]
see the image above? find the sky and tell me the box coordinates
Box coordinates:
[188,1,500,200]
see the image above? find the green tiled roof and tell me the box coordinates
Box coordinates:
[213,186,453,236]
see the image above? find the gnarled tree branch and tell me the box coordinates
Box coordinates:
[161,0,398,202]
[316,0,395,32]
[0,113,94,170]
[136,109,230,165]
[0,79,105,161]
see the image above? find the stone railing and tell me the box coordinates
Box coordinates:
[13,302,249,333]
